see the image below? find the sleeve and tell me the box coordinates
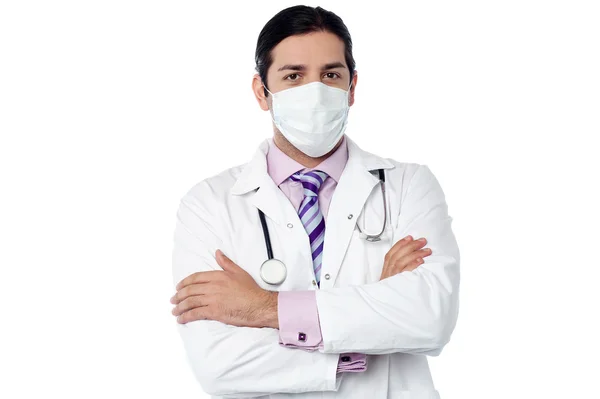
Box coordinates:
[337,353,368,373]
[277,291,368,373]
[277,290,323,350]
[315,164,461,356]
[171,186,342,398]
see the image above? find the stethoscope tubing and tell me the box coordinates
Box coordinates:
[355,169,387,242]
[258,207,274,260]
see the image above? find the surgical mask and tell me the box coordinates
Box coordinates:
[263,81,352,157]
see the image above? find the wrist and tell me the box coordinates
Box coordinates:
[260,290,279,329]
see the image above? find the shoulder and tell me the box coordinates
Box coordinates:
[379,156,447,207]
[348,136,430,187]
[178,161,248,212]
[380,157,433,189]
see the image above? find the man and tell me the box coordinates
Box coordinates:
[170,5,460,398]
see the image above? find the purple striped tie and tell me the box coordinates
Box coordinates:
[290,170,328,287]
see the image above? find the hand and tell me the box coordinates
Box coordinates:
[170,249,279,328]
[379,235,432,280]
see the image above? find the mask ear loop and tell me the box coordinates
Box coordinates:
[262,83,279,127]
[262,83,273,97]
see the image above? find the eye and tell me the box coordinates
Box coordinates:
[324,72,340,79]
[285,73,300,81]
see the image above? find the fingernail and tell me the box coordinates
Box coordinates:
[405,235,412,241]
[418,238,426,242]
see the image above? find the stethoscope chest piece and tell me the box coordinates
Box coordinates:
[260,258,287,285]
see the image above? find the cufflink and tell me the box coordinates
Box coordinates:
[341,356,351,362]
[298,332,307,342]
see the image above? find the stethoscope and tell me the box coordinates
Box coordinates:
[258,169,387,285]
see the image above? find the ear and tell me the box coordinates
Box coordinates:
[252,74,270,111]
[349,70,358,107]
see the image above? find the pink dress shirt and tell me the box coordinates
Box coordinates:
[265,135,367,374]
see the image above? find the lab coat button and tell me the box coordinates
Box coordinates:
[324,274,330,280]
[287,223,293,228]
[347,214,353,219]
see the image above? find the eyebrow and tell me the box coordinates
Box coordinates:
[277,62,347,72]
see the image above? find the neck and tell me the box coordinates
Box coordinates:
[272,130,342,168]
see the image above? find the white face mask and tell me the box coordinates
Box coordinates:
[263,81,352,157]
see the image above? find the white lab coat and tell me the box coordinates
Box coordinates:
[172,135,460,399]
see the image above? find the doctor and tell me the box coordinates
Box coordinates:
[170,5,460,399]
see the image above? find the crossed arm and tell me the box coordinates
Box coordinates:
[170,164,460,397]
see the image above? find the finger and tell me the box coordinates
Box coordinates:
[171,285,195,304]
[391,235,414,252]
[396,248,432,272]
[171,282,218,304]
[216,249,238,272]
[172,295,205,316]
[390,238,428,263]
[388,248,431,276]
[177,305,212,324]
[402,257,425,272]
[384,235,413,269]
[176,270,222,290]
[388,234,418,257]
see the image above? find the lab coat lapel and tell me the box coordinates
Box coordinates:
[230,139,288,227]
[321,137,395,287]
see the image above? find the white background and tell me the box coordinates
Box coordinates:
[1,1,599,398]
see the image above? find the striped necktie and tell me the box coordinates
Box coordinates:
[290,170,328,287]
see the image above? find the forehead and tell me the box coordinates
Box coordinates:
[269,30,346,68]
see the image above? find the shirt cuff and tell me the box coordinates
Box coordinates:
[278,290,322,351]
[336,353,368,373]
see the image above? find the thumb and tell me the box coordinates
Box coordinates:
[216,249,237,271]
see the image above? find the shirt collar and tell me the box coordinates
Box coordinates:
[266,135,349,186]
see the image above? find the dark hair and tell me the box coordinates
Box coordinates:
[255,5,356,97]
